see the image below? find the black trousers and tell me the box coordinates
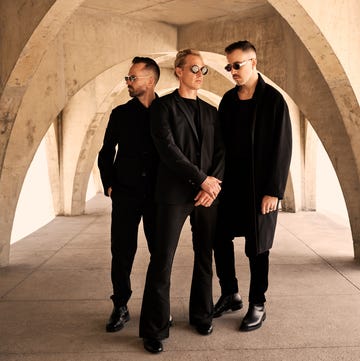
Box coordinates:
[214,233,269,305]
[139,203,217,340]
[110,195,156,307]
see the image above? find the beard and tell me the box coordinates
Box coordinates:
[128,86,145,98]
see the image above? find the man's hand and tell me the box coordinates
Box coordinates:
[200,176,222,199]
[194,190,215,207]
[107,187,112,197]
[261,195,278,214]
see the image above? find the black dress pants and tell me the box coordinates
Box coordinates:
[214,232,269,305]
[110,195,156,307]
[139,203,217,340]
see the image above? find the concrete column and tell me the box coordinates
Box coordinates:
[59,82,97,215]
[45,121,62,215]
[302,117,317,211]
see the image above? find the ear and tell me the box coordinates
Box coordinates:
[147,76,155,87]
[175,66,182,78]
[251,57,257,68]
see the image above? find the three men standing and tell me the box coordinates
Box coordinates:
[98,40,292,354]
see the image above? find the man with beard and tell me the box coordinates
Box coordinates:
[98,56,160,333]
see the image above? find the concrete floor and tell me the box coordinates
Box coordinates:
[1,195,360,361]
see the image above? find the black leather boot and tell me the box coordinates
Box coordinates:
[143,338,163,353]
[239,303,266,331]
[213,293,243,318]
[106,305,130,332]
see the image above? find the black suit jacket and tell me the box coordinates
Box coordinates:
[98,97,158,200]
[150,89,225,204]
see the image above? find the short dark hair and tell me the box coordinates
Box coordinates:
[132,56,160,84]
[225,40,257,55]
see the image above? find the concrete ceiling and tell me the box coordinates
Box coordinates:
[81,0,273,26]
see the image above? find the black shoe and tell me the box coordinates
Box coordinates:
[143,338,163,353]
[193,323,213,335]
[105,305,130,332]
[239,304,266,332]
[213,293,243,318]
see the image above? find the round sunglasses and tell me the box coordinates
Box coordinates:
[190,65,209,75]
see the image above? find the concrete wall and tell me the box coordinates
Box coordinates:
[0,3,177,266]
[0,0,359,265]
[268,0,360,257]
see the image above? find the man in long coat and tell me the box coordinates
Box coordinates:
[213,40,292,331]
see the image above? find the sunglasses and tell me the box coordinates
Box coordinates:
[124,75,150,82]
[190,65,209,75]
[224,59,254,72]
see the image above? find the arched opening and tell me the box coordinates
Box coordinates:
[1,0,359,268]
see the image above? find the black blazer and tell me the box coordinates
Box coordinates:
[150,89,225,204]
[98,97,158,200]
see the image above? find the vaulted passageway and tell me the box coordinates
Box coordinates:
[0,0,359,267]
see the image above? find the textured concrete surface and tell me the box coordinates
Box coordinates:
[1,0,360,267]
[1,194,360,360]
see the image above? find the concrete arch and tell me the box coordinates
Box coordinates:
[177,4,360,256]
[64,56,180,216]
[65,55,235,216]
[0,45,299,268]
[0,0,85,266]
[66,50,298,219]
[0,0,358,267]
[0,6,177,266]
[0,0,85,169]
[267,0,360,257]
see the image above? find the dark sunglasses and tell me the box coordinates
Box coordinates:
[124,75,150,82]
[190,65,209,75]
[224,59,254,72]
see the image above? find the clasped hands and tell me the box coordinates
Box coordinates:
[194,176,222,207]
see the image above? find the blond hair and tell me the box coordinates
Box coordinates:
[174,49,201,78]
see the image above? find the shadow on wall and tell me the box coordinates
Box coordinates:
[10,133,349,244]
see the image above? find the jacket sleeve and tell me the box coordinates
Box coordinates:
[97,110,117,196]
[265,97,292,199]
[150,99,207,187]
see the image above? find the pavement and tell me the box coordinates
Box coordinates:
[1,194,360,361]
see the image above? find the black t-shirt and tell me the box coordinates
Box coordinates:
[224,98,254,191]
[182,97,201,139]
[221,98,255,236]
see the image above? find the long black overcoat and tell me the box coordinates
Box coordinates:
[219,74,292,254]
